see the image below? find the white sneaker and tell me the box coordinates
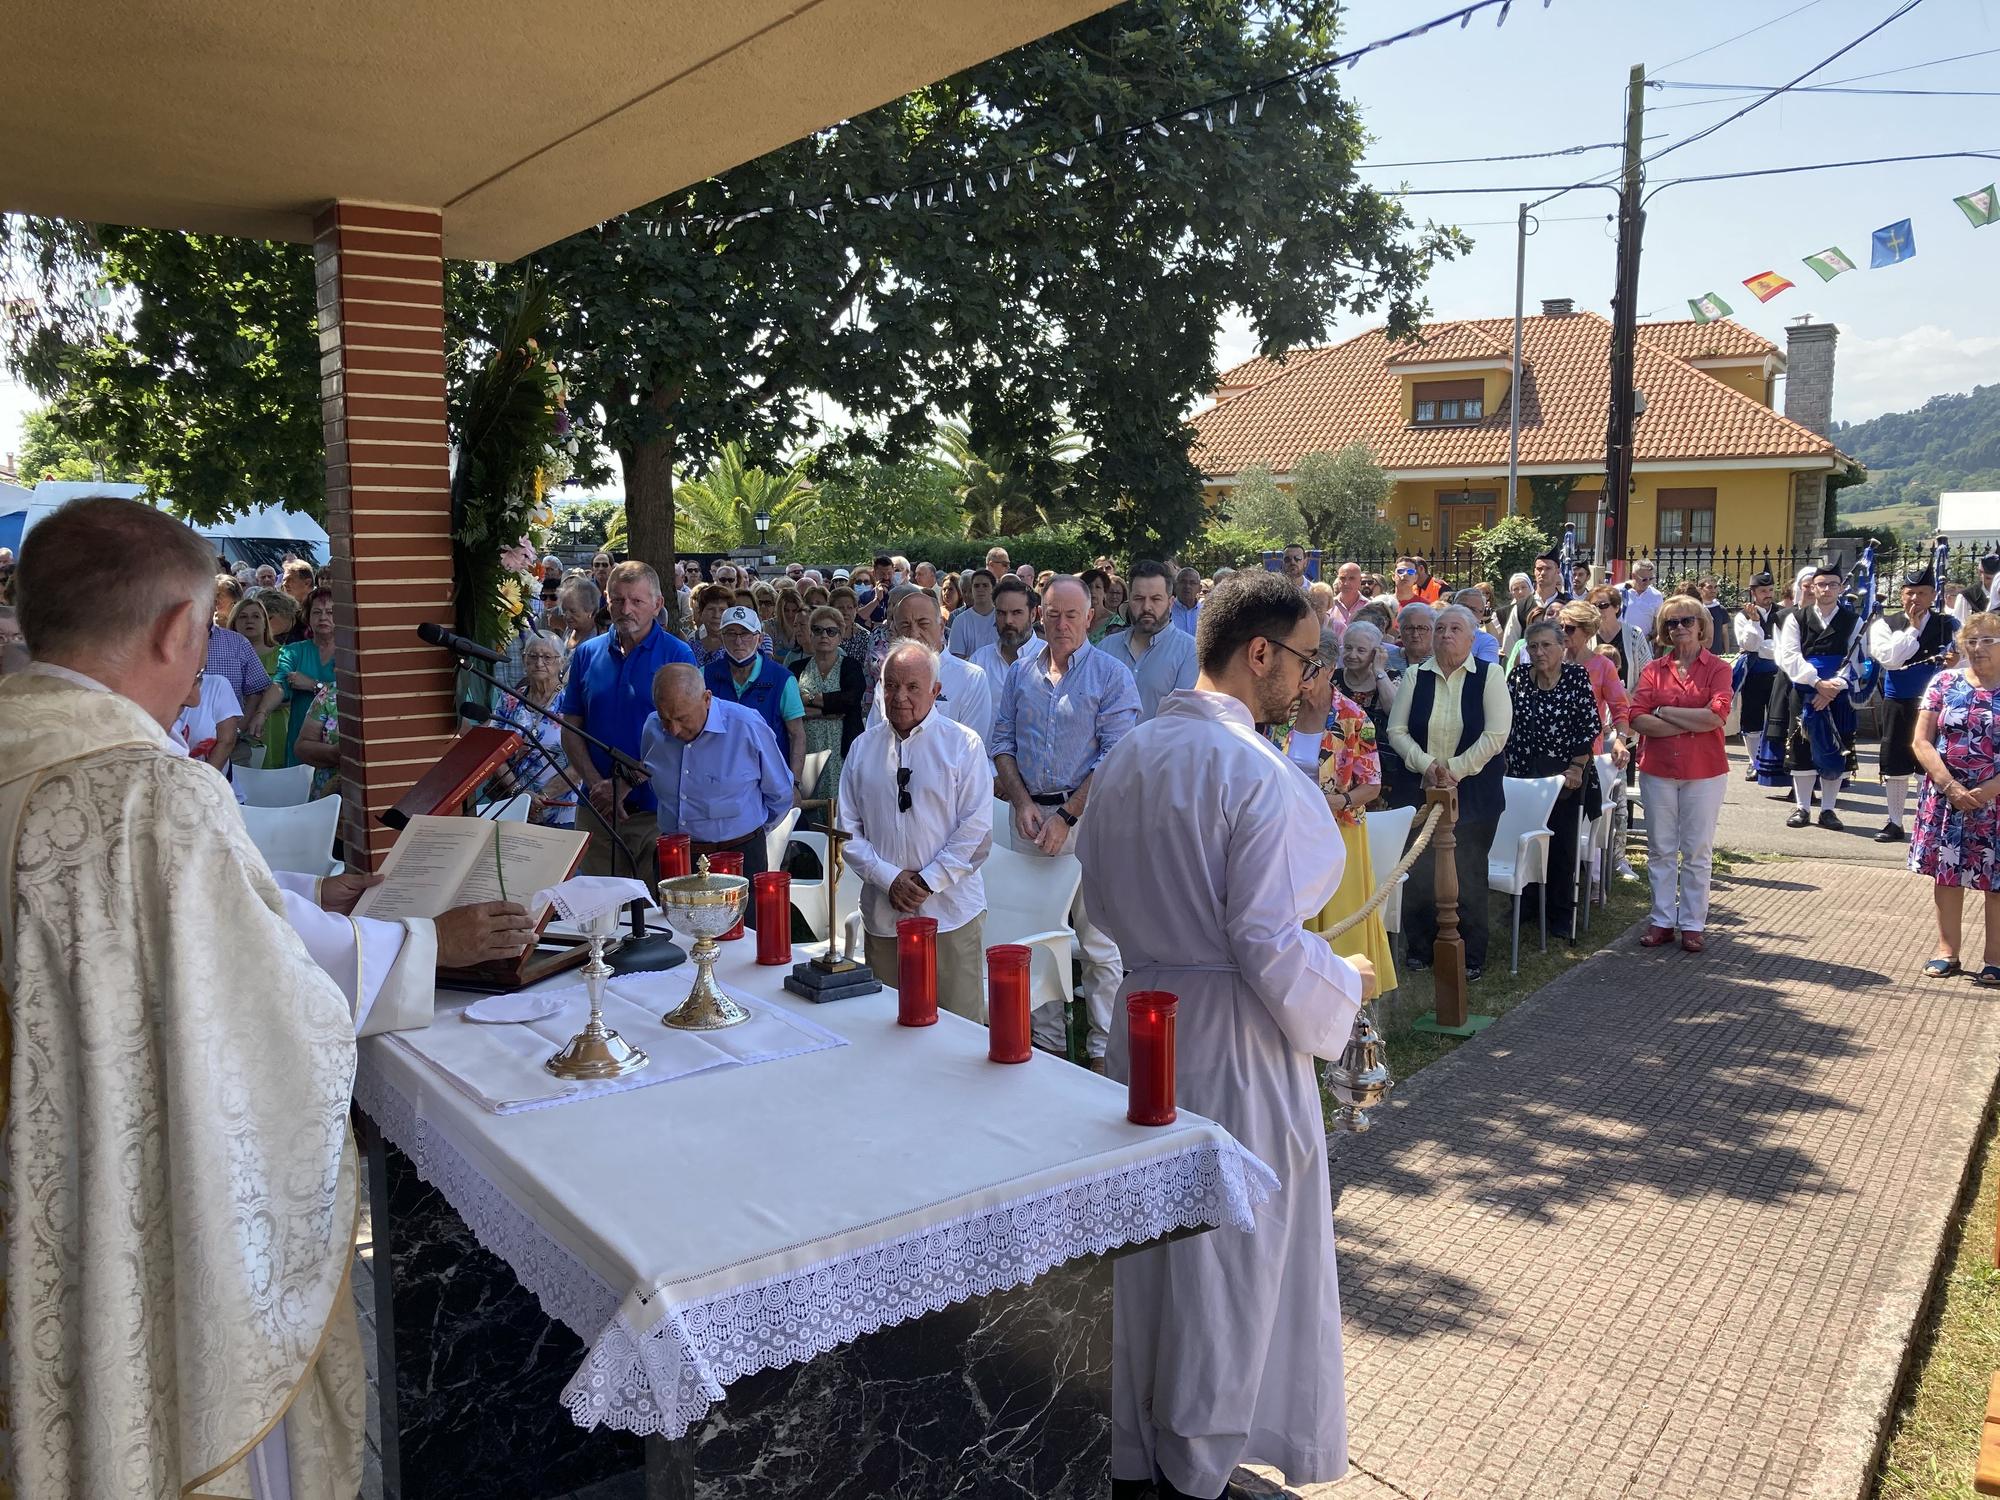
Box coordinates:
[1615,859,1639,881]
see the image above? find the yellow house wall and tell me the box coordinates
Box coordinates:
[1693,365,1771,405]
[1396,366,1511,422]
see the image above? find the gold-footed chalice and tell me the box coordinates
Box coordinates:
[658,855,752,1030]
[546,909,650,1080]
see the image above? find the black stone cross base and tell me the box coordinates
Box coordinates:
[362,1116,1115,1499]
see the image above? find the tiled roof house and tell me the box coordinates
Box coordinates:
[1192,300,1857,562]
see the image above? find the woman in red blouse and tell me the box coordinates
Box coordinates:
[1629,597,1734,952]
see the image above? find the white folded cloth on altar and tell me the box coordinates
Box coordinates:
[535,876,657,928]
[385,975,843,1114]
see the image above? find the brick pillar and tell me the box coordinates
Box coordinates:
[313,204,457,869]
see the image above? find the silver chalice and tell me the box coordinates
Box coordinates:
[658,856,752,1030]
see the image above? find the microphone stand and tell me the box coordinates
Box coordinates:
[452,658,685,974]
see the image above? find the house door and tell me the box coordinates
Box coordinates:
[1437,492,1497,558]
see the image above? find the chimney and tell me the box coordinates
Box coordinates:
[1540,298,1574,317]
[1782,316,1838,437]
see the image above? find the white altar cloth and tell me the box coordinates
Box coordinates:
[354,937,1280,1440]
[387,975,845,1113]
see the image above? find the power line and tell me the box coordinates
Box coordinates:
[1650,0,1835,75]
[1646,146,2000,197]
[1357,140,1625,169]
[1655,79,2000,98]
[1643,0,1930,166]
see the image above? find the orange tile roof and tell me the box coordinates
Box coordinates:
[1192,311,1836,477]
[1630,318,1778,364]
[1383,322,1512,365]
[1212,349,1328,400]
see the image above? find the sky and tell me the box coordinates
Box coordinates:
[1210,0,2000,425]
[3,0,1994,478]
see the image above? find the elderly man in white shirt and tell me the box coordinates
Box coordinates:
[867,586,993,747]
[839,640,993,1021]
[1622,559,1664,639]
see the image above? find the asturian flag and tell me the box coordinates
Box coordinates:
[1956,184,1998,228]
[1687,291,1734,322]
[1742,270,1795,303]
[1802,247,1856,282]
[1871,218,1917,267]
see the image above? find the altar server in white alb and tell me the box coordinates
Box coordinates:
[1079,570,1375,1500]
[0,497,530,1500]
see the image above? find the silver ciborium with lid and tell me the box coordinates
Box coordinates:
[657,855,752,1030]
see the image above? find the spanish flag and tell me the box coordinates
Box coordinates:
[1742,270,1795,303]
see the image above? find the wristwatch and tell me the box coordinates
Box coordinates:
[1057,807,1079,827]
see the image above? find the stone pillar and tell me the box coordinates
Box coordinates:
[313,204,457,869]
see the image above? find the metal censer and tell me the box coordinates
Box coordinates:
[1327,1000,1392,1133]
[545,910,651,1080]
[658,855,752,1030]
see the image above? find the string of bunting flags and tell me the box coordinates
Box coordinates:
[1688,180,1995,322]
[672,0,1554,238]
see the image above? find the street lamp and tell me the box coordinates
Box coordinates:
[754,508,772,567]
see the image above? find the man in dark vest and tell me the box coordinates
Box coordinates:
[1733,571,1780,781]
[1961,551,2000,618]
[1775,565,1859,830]
[1387,602,1512,980]
[1499,548,1571,657]
[1868,565,1955,843]
[704,604,807,792]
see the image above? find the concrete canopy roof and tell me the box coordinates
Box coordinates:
[1,0,1118,263]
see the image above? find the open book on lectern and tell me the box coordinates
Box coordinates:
[355,815,587,932]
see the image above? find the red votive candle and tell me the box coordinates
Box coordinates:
[709,850,745,940]
[656,833,692,880]
[1126,991,1179,1126]
[896,917,939,1027]
[986,944,1032,1063]
[753,871,792,965]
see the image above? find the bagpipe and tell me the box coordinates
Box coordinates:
[1560,522,1578,587]
[1845,541,1883,706]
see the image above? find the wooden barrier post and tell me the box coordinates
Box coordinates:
[1413,784,1494,1039]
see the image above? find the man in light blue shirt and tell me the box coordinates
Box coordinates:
[1098,561,1198,722]
[641,663,792,920]
[1170,566,1204,636]
[991,576,1140,1065]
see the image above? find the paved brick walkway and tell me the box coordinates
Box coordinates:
[1282,858,2000,1500]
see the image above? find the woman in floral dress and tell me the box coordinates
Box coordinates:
[1910,612,2000,982]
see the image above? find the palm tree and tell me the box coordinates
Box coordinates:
[672,442,816,551]
[934,420,1085,538]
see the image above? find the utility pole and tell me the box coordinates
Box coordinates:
[1506,202,1528,518]
[1596,62,1646,587]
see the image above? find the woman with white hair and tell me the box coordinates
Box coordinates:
[492,631,576,825]
[1386,599,1434,676]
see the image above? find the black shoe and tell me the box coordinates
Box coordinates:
[1786,808,1810,828]
[1818,809,1844,831]
[1466,965,1484,982]
[1405,954,1432,971]
[1875,822,1906,843]
[1766,790,1797,802]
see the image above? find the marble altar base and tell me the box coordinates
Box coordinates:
[363,1117,1117,1499]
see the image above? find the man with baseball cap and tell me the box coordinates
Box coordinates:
[702,604,807,794]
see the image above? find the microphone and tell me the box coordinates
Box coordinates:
[417,621,506,665]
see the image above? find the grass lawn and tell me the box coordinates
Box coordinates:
[1873,1113,2000,1500]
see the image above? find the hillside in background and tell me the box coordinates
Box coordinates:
[1833,383,2000,535]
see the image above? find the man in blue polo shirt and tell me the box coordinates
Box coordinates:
[559,560,696,876]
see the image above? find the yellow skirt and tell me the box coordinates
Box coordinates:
[1305,814,1399,993]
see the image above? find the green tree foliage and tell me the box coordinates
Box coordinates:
[1457,513,1548,590]
[788,456,961,561]
[1832,383,2000,532]
[670,442,816,551]
[1526,473,1581,541]
[1183,524,1285,575]
[934,420,1084,538]
[1221,464,1304,546]
[17,405,133,483]
[2,224,321,522]
[548,498,624,553]
[1290,444,1396,559]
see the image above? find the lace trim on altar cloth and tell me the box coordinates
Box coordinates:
[352,1066,1278,1442]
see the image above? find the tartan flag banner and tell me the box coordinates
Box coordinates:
[1688,291,1734,322]
[1871,218,1916,267]
[1743,270,1794,303]
[1956,184,1998,228]
[1802,247,1856,281]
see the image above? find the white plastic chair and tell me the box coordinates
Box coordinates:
[787,829,865,941]
[980,844,1083,1024]
[1586,754,1621,910]
[241,795,342,878]
[763,805,801,874]
[1362,803,1416,939]
[798,748,831,802]
[990,796,1019,852]
[234,762,313,807]
[479,793,532,822]
[1487,776,1563,975]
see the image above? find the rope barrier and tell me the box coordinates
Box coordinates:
[1316,801,1447,941]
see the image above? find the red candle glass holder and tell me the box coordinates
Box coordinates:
[896,917,939,1027]
[709,850,745,940]
[1126,990,1179,1126]
[986,945,1032,1063]
[656,832,692,881]
[752,871,792,965]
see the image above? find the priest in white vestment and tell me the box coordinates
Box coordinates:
[1079,570,1372,1500]
[0,497,531,1500]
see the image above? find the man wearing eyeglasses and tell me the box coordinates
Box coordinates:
[838,641,992,1020]
[1621,559,1664,639]
[1388,602,1513,980]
